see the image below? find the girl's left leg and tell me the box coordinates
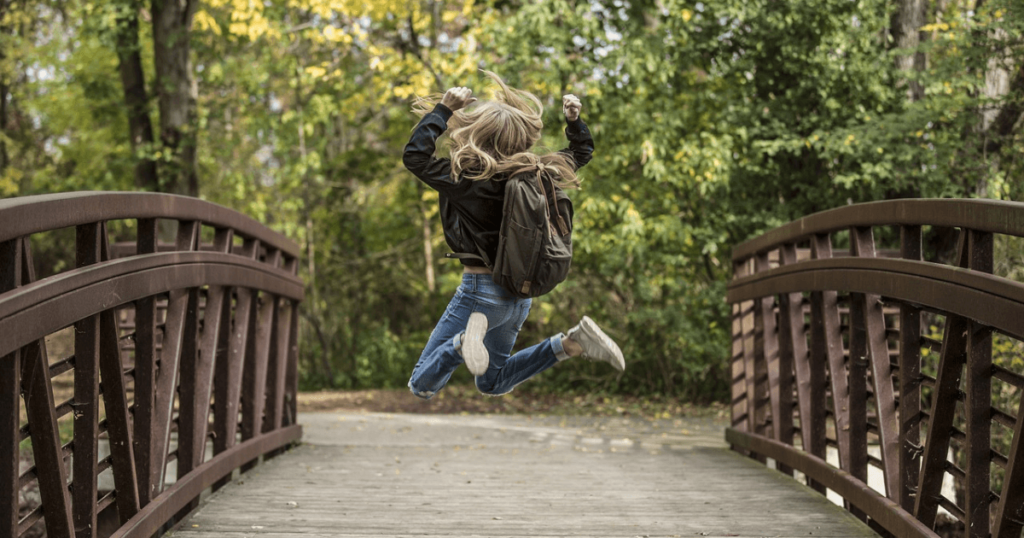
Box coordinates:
[408,285,476,399]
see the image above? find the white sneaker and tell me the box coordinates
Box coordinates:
[462,312,489,376]
[566,316,625,372]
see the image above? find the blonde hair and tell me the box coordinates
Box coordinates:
[412,71,579,188]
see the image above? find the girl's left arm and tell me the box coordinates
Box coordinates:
[403,103,456,192]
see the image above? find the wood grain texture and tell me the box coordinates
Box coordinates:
[169,413,878,538]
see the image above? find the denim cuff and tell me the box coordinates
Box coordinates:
[452,332,463,356]
[551,333,571,361]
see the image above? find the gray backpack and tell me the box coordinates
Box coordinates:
[452,168,573,298]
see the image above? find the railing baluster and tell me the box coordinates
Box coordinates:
[149,221,201,497]
[19,238,75,537]
[850,226,900,500]
[133,218,159,506]
[284,299,300,427]
[755,252,791,475]
[265,297,293,432]
[73,223,102,537]
[993,398,1024,538]
[964,230,993,538]
[731,260,750,433]
[898,225,922,513]
[242,292,277,468]
[1,238,22,538]
[914,231,971,527]
[810,234,851,473]
[846,239,869,503]
[778,243,824,492]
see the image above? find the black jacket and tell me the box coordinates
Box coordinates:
[402,103,595,267]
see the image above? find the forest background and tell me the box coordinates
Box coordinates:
[1,0,1022,402]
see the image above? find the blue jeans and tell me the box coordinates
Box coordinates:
[408,273,570,399]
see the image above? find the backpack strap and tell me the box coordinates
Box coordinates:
[534,165,570,236]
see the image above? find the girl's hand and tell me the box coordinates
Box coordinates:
[441,87,477,111]
[562,94,582,121]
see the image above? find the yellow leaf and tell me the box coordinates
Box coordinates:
[681,9,692,22]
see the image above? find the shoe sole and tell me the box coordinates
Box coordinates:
[463,312,489,377]
[581,316,625,372]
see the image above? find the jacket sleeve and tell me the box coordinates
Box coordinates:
[558,117,595,171]
[403,103,458,193]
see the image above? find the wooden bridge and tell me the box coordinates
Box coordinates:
[2,193,1024,538]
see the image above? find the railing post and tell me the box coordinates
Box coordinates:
[133,217,159,506]
[1,237,22,538]
[898,225,922,513]
[73,222,103,537]
[964,230,993,538]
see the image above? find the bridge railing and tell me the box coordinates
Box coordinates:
[727,199,1024,538]
[1,192,304,538]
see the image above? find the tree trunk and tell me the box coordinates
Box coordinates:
[151,0,199,197]
[0,0,9,175]
[892,0,927,101]
[116,0,159,191]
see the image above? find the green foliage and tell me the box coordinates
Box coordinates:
[3,0,1022,401]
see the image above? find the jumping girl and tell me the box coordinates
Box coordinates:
[403,71,625,399]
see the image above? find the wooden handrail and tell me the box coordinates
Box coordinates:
[728,199,1024,538]
[1,193,304,538]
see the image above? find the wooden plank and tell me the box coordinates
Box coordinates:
[810,234,851,473]
[19,238,75,538]
[730,260,749,433]
[170,413,878,538]
[778,243,824,493]
[913,232,970,527]
[73,223,102,538]
[850,226,899,500]
[993,394,1024,538]
[846,269,868,495]
[133,218,159,507]
[963,230,992,538]
[0,237,22,538]
[898,225,922,513]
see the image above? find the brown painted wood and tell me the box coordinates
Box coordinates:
[19,239,75,538]
[97,225,141,524]
[778,243,825,492]
[810,234,852,473]
[73,223,102,538]
[993,396,1024,538]
[964,230,993,538]
[0,237,22,538]
[913,233,970,528]
[731,260,750,433]
[241,294,277,452]
[284,301,299,427]
[898,225,922,513]
[265,299,293,432]
[755,252,791,475]
[149,221,201,499]
[133,218,159,507]
[850,226,899,500]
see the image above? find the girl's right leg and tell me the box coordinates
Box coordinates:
[408,286,475,399]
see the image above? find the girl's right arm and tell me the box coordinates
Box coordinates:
[402,103,456,192]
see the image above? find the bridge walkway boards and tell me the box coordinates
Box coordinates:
[169,412,877,538]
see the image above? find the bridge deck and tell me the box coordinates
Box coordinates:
[169,412,876,538]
